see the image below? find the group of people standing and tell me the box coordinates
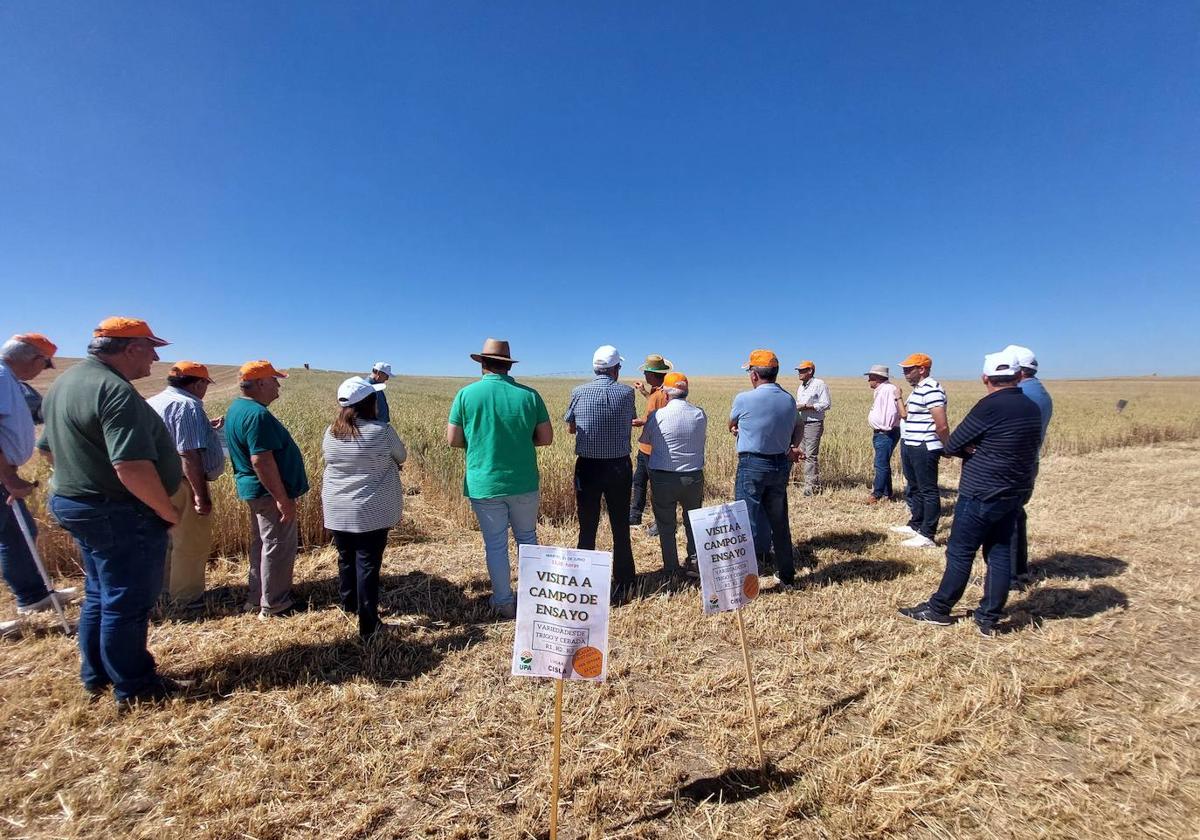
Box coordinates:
[0,318,1052,709]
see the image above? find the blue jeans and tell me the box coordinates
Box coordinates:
[929,494,1022,624]
[49,495,168,699]
[901,443,941,539]
[469,491,539,609]
[871,429,901,499]
[0,488,51,607]
[734,453,795,583]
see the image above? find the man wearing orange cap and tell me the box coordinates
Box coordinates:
[224,361,309,618]
[794,360,831,496]
[40,318,185,707]
[729,350,805,589]
[890,352,949,548]
[1,333,79,639]
[638,372,707,577]
[148,362,227,609]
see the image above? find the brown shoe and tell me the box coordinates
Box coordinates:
[865,495,881,505]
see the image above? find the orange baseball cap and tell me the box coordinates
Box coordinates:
[741,349,779,370]
[11,333,58,367]
[899,353,933,369]
[239,360,288,382]
[93,317,169,346]
[795,359,815,371]
[664,372,688,388]
[169,361,214,383]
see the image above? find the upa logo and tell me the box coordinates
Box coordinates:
[707,594,719,609]
[518,650,533,671]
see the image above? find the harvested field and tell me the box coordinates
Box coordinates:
[2,434,1198,838]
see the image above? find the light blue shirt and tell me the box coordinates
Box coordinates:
[146,386,226,480]
[0,361,36,467]
[1018,376,1053,444]
[642,397,707,472]
[730,383,798,455]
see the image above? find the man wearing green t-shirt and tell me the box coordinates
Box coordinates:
[446,339,552,619]
[224,360,309,618]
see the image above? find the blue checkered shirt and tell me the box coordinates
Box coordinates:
[565,376,636,459]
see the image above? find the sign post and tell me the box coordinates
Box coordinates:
[688,499,766,770]
[511,544,612,839]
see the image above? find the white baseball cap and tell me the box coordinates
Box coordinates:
[983,350,1022,378]
[592,345,623,368]
[338,376,386,406]
[371,362,393,377]
[1002,344,1038,371]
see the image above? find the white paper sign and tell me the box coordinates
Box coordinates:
[511,545,612,682]
[688,500,760,615]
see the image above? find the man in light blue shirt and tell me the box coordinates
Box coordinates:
[729,350,804,589]
[1006,345,1053,584]
[368,363,392,423]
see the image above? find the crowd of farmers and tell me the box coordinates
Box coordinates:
[0,317,1050,710]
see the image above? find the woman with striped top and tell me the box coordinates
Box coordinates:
[322,377,407,639]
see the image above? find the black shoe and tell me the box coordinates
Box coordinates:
[897,602,953,626]
[628,514,642,526]
[83,683,110,703]
[115,676,194,713]
[976,621,1001,638]
[259,602,302,619]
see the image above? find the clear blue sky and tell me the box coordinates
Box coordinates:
[2,2,1197,378]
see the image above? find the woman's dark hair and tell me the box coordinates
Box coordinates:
[330,392,378,440]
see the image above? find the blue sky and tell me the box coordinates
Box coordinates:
[2,1,1197,378]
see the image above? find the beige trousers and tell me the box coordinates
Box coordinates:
[165,481,214,603]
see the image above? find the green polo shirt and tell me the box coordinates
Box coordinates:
[38,356,182,501]
[224,397,309,501]
[448,374,550,499]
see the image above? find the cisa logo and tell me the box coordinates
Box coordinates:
[518,650,533,671]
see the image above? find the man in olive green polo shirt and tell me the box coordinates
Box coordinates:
[224,360,309,618]
[446,339,552,619]
[40,317,184,709]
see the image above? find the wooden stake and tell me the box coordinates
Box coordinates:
[550,677,564,840]
[735,608,766,771]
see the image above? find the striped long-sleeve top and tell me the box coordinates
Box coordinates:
[945,387,1043,500]
[321,421,407,533]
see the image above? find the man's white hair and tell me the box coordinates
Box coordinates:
[0,338,41,364]
[665,386,688,399]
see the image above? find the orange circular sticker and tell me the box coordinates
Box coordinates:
[572,646,604,679]
[743,573,760,600]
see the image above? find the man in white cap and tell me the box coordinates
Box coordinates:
[899,350,1042,636]
[1004,345,1053,585]
[566,345,638,597]
[368,363,393,423]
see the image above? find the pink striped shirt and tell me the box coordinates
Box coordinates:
[869,382,900,430]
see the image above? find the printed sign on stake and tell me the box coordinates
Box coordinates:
[511,545,612,682]
[688,499,759,615]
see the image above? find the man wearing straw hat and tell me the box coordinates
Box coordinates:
[447,339,553,619]
[629,353,673,534]
[147,361,227,610]
[225,360,308,619]
[793,360,831,496]
[864,364,902,503]
[0,333,79,639]
[39,317,184,707]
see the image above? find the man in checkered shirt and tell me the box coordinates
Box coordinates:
[565,345,638,595]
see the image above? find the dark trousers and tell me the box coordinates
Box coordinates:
[1011,491,1033,577]
[629,450,651,523]
[901,443,941,539]
[734,453,795,584]
[49,495,168,701]
[649,469,704,571]
[929,494,1022,624]
[575,456,636,588]
[871,428,901,499]
[331,528,388,638]
[0,488,51,607]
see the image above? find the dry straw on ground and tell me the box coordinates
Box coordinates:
[2,369,1198,838]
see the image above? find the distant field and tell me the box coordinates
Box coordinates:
[19,363,1200,573]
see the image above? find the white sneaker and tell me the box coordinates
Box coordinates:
[889,525,917,536]
[16,587,80,615]
[1,619,22,639]
[901,535,937,549]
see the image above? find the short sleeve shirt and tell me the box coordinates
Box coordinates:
[146,386,226,479]
[902,377,948,450]
[729,383,798,455]
[636,387,670,455]
[449,374,550,499]
[38,356,182,501]
[224,397,309,501]
[0,361,35,467]
[564,376,637,459]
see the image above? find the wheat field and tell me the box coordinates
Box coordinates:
[2,364,1198,838]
